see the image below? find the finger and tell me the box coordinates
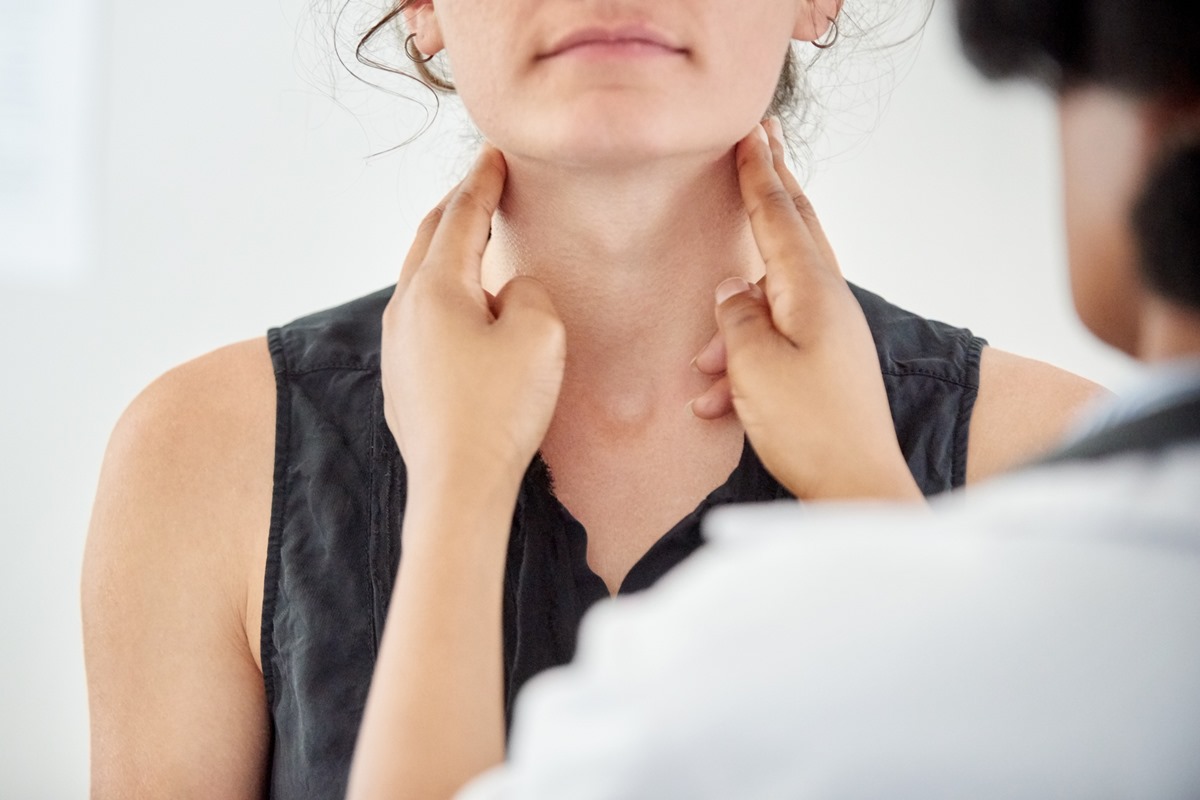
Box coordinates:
[764,118,840,275]
[424,145,508,288]
[396,183,459,297]
[714,277,784,376]
[689,375,734,420]
[493,276,563,338]
[693,274,769,374]
[736,123,825,298]
[692,330,726,375]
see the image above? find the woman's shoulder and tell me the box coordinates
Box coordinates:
[102,337,276,506]
[845,283,1106,483]
[90,336,277,650]
[847,282,985,387]
[112,337,277,480]
[270,285,394,376]
[101,282,401,619]
[83,337,277,795]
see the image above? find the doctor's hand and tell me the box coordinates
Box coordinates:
[381,146,566,505]
[691,121,922,502]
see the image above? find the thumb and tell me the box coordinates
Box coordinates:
[714,277,780,372]
[494,276,566,343]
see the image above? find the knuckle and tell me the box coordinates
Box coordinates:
[791,191,818,223]
[775,307,810,341]
[735,145,759,174]
[403,271,432,298]
[747,185,798,221]
[725,346,768,386]
[480,156,507,186]
[448,186,493,217]
[762,185,797,212]
[382,294,404,328]
[723,302,764,333]
[419,205,445,232]
[387,273,439,318]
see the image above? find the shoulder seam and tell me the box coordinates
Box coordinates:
[261,327,290,717]
[952,335,987,488]
[286,364,380,377]
[880,367,979,392]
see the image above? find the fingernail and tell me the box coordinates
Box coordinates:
[754,123,769,146]
[686,400,697,418]
[716,277,752,305]
[766,117,783,143]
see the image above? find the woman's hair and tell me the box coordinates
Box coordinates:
[957,0,1200,310]
[345,1,929,165]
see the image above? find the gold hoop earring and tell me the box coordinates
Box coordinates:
[813,17,839,50]
[405,32,435,64]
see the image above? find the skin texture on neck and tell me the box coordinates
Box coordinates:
[481,147,765,427]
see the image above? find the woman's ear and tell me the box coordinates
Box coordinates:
[793,0,844,43]
[403,0,445,57]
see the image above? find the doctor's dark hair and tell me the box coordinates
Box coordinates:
[955,0,1200,94]
[955,0,1200,309]
[1134,144,1200,310]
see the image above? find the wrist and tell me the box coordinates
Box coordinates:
[402,468,524,554]
[405,445,531,499]
[826,474,925,504]
[783,452,925,504]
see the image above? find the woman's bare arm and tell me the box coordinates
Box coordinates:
[967,347,1108,483]
[82,338,275,799]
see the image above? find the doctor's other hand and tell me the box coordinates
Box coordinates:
[693,120,922,503]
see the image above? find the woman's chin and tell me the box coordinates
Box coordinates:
[500,123,734,172]
[468,93,755,170]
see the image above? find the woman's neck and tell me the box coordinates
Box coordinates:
[481,150,764,424]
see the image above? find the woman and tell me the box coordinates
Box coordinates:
[82,1,1099,798]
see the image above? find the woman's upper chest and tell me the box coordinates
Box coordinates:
[538,414,749,593]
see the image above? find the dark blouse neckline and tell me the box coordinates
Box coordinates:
[523,436,792,600]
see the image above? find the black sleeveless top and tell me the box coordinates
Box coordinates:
[261,284,986,799]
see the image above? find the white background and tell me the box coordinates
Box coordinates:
[0,1,1134,796]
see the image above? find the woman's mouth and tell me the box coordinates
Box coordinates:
[540,24,688,61]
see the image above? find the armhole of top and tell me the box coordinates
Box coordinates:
[952,334,988,489]
[261,326,291,713]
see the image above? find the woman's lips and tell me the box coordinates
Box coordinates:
[540,24,687,60]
